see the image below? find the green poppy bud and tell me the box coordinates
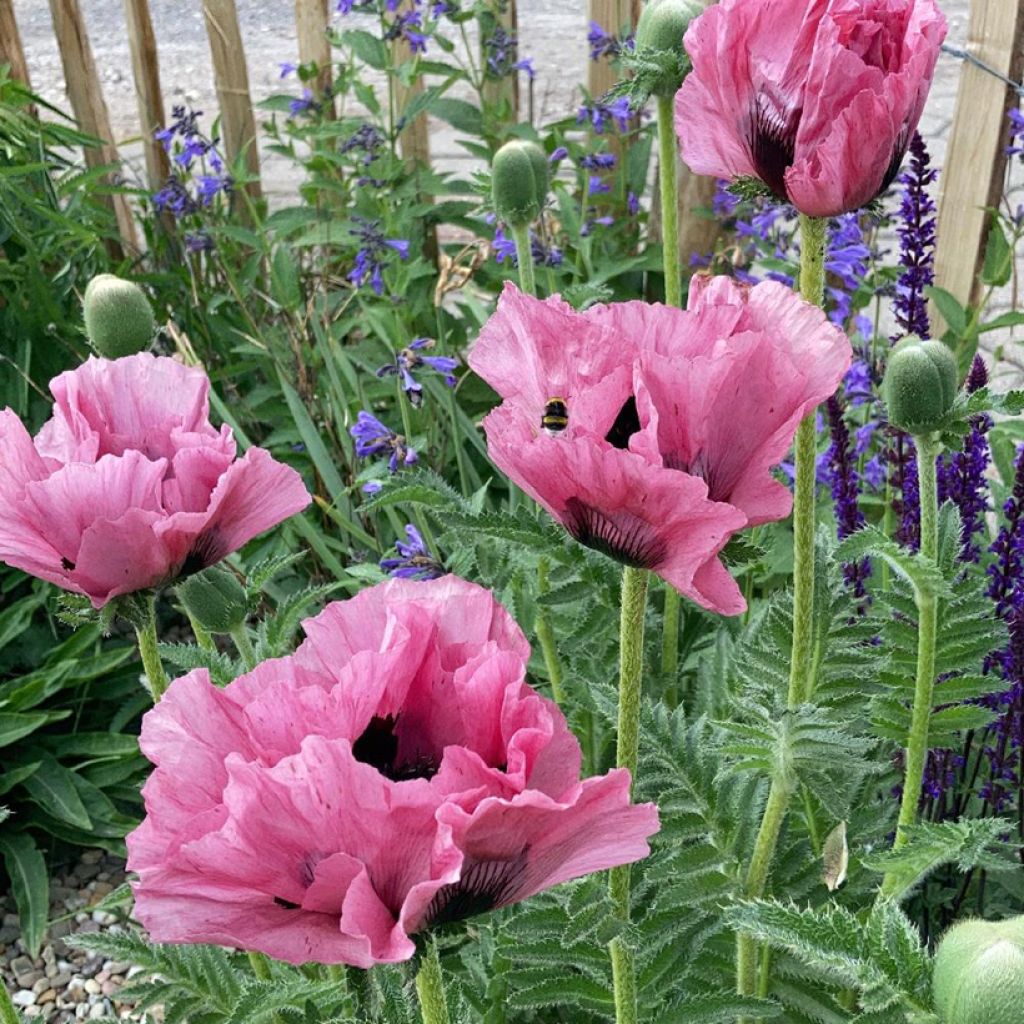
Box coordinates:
[177,565,248,635]
[636,0,705,97]
[492,140,548,228]
[882,335,959,435]
[83,274,156,359]
[934,916,1024,1024]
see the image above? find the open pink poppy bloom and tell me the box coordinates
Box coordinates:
[0,354,310,607]
[675,0,946,217]
[469,280,850,615]
[127,576,659,967]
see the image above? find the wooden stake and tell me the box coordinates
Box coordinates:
[481,0,518,122]
[391,0,430,170]
[294,0,334,114]
[676,168,719,269]
[933,0,1024,327]
[0,0,32,92]
[202,0,263,208]
[587,0,640,99]
[47,0,137,257]
[123,0,171,194]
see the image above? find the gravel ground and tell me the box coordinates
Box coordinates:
[0,851,149,1022]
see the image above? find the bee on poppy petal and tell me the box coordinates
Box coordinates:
[541,397,569,435]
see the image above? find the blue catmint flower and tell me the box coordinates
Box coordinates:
[893,132,937,340]
[988,445,1024,617]
[340,123,387,166]
[184,231,215,254]
[279,61,297,78]
[890,433,921,551]
[385,9,428,53]
[587,20,633,61]
[380,524,445,580]
[289,88,319,118]
[577,96,632,134]
[376,338,459,407]
[350,410,417,472]
[484,25,532,78]
[348,218,410,295]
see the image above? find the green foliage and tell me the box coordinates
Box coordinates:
[861,819,1017,904]
[725,899,933,1017]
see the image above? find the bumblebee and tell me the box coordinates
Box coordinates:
[541,397,569,435]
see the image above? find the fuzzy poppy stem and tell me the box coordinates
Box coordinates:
[510,221,537,299]
[134,593,169,702]
[736,214,828,1015]
[882,432,941,896]
[415,941,451,1024]
[608,565,649,1024]
[656,91,684,688]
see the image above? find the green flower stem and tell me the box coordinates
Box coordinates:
[230,624,257,672]
[882,433,941,895]
[736,214,828,1009]
[510,221,537,298]
[1,980,20,1024]
[656,92,683,686]
[535,558,566,706]
[134,593,169,702]
[415,941,451,1024]
[184,610,217,653]
[608,566,649,1024]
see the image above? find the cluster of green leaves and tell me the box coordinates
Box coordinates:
[0,569,148,955]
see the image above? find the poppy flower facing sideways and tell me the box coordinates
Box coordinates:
[675,0,946,217]
[469,280,851,615]
[0,354,310,608]
[127,576,659,967]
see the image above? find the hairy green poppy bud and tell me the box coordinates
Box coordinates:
[882,335,959,435]
[934,916,1024,1024]
[177,565,248,635]
[83,274,156,359]
[635,0,704,97]
[492,140,548,228]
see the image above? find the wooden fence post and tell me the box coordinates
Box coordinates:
[0,0,32,92]
[481,0,519,122]
[47,0,137,258]
[202,0,263,208]
[123,0,171,195]
[294,0,334,114]
[587,0,640,98]
[391,0,431,170]
[933,0,1024,328]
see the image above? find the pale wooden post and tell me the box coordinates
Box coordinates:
[391,0,430,170]
[47,0,138,257]
[676,169,719,269]
[481,0,518,120]
[202,0,263,208]
[0,0,32,92]
[933,0,1024,328]
[123,0,171,195]
[587,0,640,98]
[294,0,334,113]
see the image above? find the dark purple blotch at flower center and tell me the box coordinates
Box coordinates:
[564,498,668,571]
[352,714,440,782]
[423,848,530,929]
[749,95,800,200]
[178,529,228,579]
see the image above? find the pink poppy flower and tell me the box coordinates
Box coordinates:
[468,281,850,615]
[0,354,310,607]
[675,0,946,217]
[126,576,659,967]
